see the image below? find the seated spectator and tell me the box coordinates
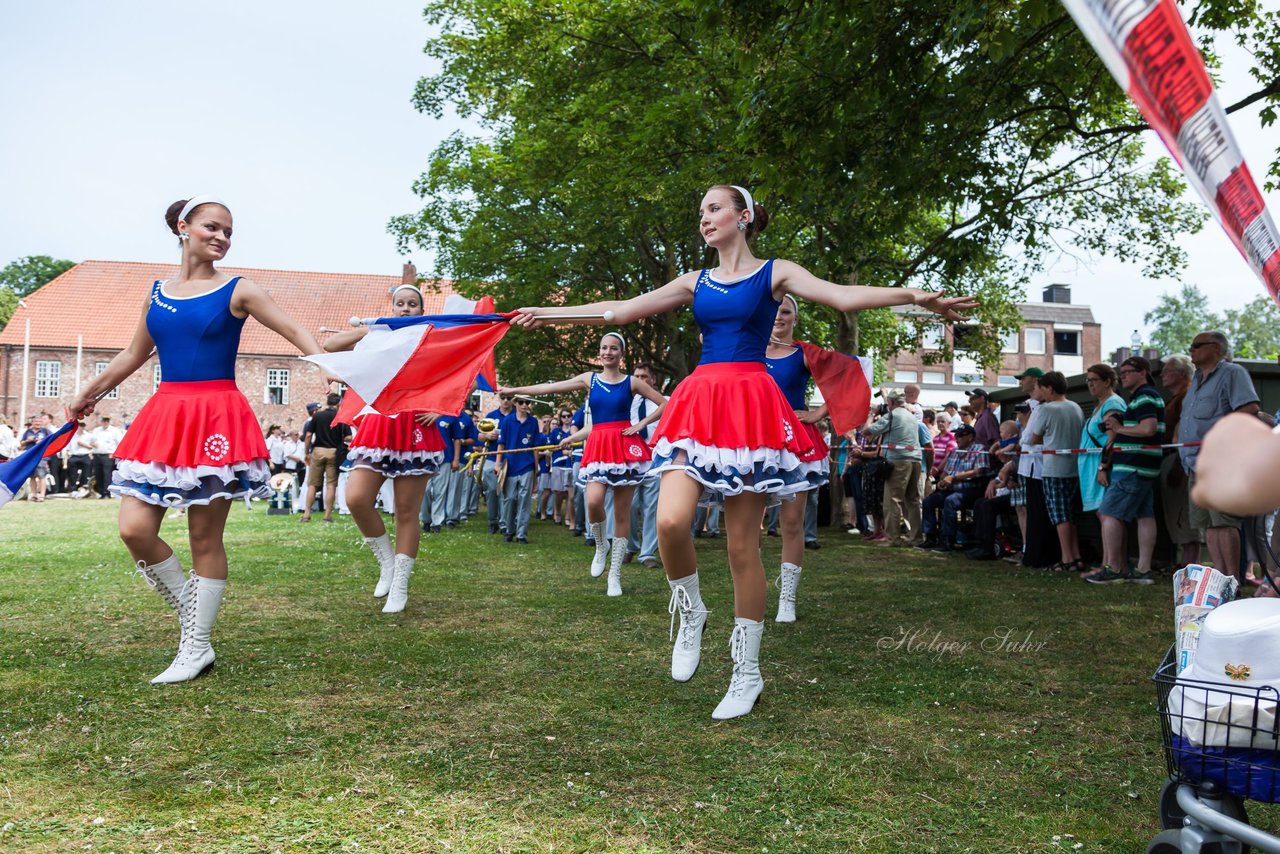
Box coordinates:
[916,425,991,552]
[966,427,1022,560]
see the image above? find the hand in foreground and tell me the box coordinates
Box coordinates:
[415,412,439,427]
[796,409,822,425]
[915,292,979,322]
[67,394,97,420]
[509,308,547,329]
[1192,412,1280,517]
[621,425,643,436]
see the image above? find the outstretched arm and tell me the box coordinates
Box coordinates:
[232,278,325,356]
[510,272,699,328]
[322,326,369,352]
[773,260,977,321]
[499,373,592,396]
[68,288,156,417]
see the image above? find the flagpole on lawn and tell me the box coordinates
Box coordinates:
[18,313,30,431]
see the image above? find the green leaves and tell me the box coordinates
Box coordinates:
[389,0,1277,383]
[0,256,76,330]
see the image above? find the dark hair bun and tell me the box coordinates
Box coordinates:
[165,200,188,236]
[751,203,769,236]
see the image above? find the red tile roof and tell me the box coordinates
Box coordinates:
[0,260,458,355]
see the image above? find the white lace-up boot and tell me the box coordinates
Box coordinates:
[365,534,395,598]
[667,573,708,682]
[711,618,765,720]
[607,537,627,596]
[776,562,802,623]
[589,522,608,577]
[382,554,415,613]
[151,574,225,684]
[135,554,185,614]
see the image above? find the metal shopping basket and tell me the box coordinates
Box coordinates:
[1149,643,1280,852]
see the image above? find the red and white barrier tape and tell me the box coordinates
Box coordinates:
[864,441,1200,456]
[1062,0,1280,299]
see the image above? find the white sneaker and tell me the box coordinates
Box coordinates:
[776,562,801,623]
[589,522,608,577]
[668,577,708,682]
[607,537,627,596]
[365,534,395,598]
[152,575,225,684]
[383,554,414,613]
[711,619,764,720]
[846,528,861,535]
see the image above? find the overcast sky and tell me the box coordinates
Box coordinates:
[1,2,1276,355]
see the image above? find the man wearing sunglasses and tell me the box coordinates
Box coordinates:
[1179,331,1260,577]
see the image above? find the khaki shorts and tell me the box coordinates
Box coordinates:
[1187,471,1244,530]
[307,447,339,488]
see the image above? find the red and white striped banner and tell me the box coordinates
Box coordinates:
[1062,0,1280,300]
[871,441,1199,456]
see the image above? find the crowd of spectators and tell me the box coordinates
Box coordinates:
[831,328,1269,588]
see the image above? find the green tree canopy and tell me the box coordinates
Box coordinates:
[1143,284,1220,357]
[1222,295,1280,359]
[391,0,1278,386]
[0,255,75,328]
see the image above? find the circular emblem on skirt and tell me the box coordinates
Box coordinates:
[413,427,425,445]
[628,441,646,458]
[204,433,231,462]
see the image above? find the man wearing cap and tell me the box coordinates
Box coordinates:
[90,415,124,499]
[1088,356,1165,585]
[968,388,1000,452]
[864,389,924,547]
[916,425,991,552]
[1180,330,1260,576]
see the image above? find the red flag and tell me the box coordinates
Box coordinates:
[795,341,872,436]
[333,388,368,428]
[372,320,512,416]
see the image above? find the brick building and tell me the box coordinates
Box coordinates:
[0,260,458,431]
[884,284,1102,406]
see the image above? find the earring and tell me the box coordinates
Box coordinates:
[737,221,748,232]
[178,232,190,242]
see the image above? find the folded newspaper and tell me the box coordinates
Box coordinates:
[1173,564,1240,674]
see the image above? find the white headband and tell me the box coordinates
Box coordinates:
[783,294,799,315]
[178,195,229,224]
[391,284,424,302]
[601,331,626,352]
[730,185,755,223]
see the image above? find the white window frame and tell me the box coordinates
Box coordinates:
[95,361,119,399]
[1001,331,1019,353]
[1024,328,1046,355]
[153,363,163,392]
[893,370,918,383]
[266,368,291,406]
[921,326,944,350]
[35,360,61,398]
[921,370,946,385]
[997,375,1019,388]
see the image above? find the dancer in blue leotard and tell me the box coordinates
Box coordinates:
[500,333,666,596]
[511,184,976,719]
[764,295,830,624]
[69,196,329,685]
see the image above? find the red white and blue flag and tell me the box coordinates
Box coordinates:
[1062,0,1280,300]
[0,419,76,509]
[795,342,873,436]
[305,296,511,418]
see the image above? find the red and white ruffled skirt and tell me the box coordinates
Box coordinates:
[111,380,271,507]
[345,412,444,477]
[580,420,651,486]
[649,362,827,497]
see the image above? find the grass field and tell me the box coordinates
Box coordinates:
[0,498,1269,852]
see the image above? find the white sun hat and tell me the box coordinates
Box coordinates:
[1169,597,1280,749]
